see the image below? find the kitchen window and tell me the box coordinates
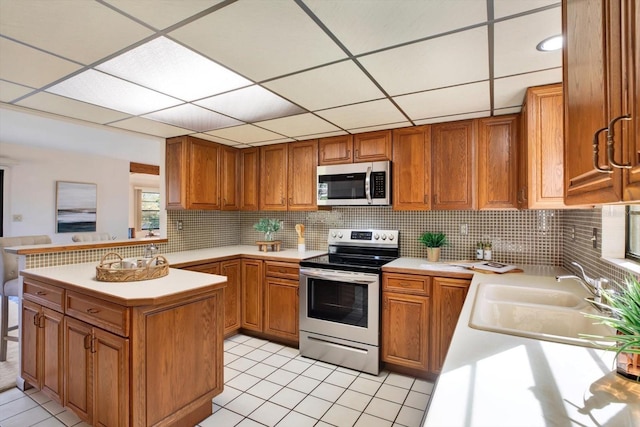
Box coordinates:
[628,205,640,262]
[135,190,160,231]
[602,205,640,275]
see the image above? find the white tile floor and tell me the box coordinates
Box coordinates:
[0,334,434,427]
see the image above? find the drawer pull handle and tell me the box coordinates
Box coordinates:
[86,308,100,314]
[35,291,46,296]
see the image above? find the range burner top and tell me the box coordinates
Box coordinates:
[300,228,399,273]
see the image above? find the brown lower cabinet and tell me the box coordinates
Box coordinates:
[381,272,470,376]
[21,275,224,426]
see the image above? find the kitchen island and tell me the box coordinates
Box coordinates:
[423,269,640,426]
[20,263,227,427]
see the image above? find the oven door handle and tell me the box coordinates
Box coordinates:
[365,166,372,205]
[301,270,376,284]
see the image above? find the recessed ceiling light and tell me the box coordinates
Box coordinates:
[536,35,562,52]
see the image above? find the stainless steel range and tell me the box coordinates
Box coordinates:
[299,229,399,375]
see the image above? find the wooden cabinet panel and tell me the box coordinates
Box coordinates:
[264,261,300,281]
[477,115,518,210]
[264,277,299,341]
[622,0,640,201]
[165,137,187,209]
[64,316,92,422]
[383,273,431,296]
[241,259,264,332]
[222,259,241,335]
[221,146,239,210]
[318,135,353,165]
[65,290,129,337]
[259,144,288,210]
[381,292,430,371]
[288,140,318,210]
[23,279,64,312]
[240,147,260,211]
[185,262,221,275]
[430,277,470,374]
[392,125,431,210]
[353,130,392,162]
[520,84,566,209]
[432,120,477,210]
[93,327,129,427]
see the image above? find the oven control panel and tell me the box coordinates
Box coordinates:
[328,229,399,246]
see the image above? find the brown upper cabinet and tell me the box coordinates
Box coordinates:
[221,145,240,211]
[166,135,222,210]
[392,125,431,210]
[259,143,288,211]
[563,0,639,204]
[318,130,392,165]
[431,120,477,210]
[240,147,260,211]
[519,84,566,209]
[477,115,519,210]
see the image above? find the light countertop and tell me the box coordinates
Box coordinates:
[162,245,326,267]
[423,270,640,426]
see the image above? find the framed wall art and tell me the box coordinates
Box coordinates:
[56,181,97,233]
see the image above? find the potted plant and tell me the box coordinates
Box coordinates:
[419,232,448,262]
[583,275,640,381]
[253,218,281,241]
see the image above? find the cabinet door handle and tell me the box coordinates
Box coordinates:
[606,115,633,169]
[346,149,351,158]
[35,291,46,296]
[84,334,92,350]
[86,308,100,314]
[593,127,613,173]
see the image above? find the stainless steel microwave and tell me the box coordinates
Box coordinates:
[317,161,391,206]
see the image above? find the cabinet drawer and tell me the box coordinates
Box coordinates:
[383,274,431,295]
[23,279,64,312]
[264,261,299,280]
[65,291,130,337]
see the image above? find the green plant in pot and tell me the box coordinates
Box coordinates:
[419,232,448,262]
[583,275,640,381]
[253,218,281,241]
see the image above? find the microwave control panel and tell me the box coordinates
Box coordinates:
[371,172,386,198]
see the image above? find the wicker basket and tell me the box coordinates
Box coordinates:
[96,252,169,282]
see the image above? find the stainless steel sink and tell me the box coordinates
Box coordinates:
[469,283,614,347]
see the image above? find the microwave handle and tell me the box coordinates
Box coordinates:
[365,166,372,204]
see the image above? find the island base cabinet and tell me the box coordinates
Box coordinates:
[131,289,224,427]
[64,316,130,426]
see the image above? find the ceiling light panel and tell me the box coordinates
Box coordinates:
[16,92,131,124]
[47,70,182,116]
[264,60,385,111]
[256,113,340,138]
[0,38,82,89]
[315,99,407,130]
[493,0,559,19]
[97,37,252,101]
[493,68,562,109]
[108,116,193,138]
[494,9,561,78]
[103,0,225,30]
[206,124,286,144]
[195,85,305,122]
[359,27,489,96]
[143,103,243,132]
[169,0,346,81]
[0,0,153,65]
[304,0,487,55]
[394,82,490,120]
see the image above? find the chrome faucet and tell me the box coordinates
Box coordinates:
[144,243,158,259]
[556,261,609,305]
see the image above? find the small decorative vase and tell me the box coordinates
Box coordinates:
[264,231,274,241]
[427,247,441,262]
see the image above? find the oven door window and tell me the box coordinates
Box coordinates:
[318,173,366,200]
[307,277,368,328]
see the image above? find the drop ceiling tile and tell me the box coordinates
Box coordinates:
[103,0,225,30]
[192,133,241,146]
[494,68,562,109]
[0,81,34,103]
[347,122,412,134]
[143,104,243,132]
[0,38,82,88]
[0,0,153,64]
[46,70,182,116]
[494,0,559,19]
[315,99,407,130]
[255,113,340,138]
[359,27,489,96]
[16,92,131,125]
[97,37,252,101]
[248,139,296,147]
[263,60,385,111]
[414,111,490,125]
[169,0,346,81]
[206,124,285,144]
[195,86,305,122]
[494,9,561,78]
[304,0,487,55]
[108,116,191,138]
[295,130,348,140]
[394,81,490,121]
